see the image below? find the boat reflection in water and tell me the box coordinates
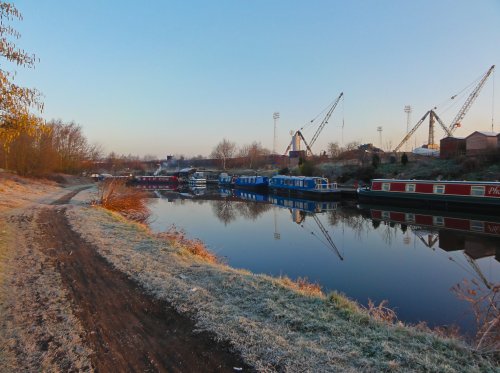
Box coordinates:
[233,189,344,260]
[148,189,499,335]
[363,204,500,260]
[362,204,499,343]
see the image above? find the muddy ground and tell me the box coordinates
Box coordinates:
[1,186,251,372]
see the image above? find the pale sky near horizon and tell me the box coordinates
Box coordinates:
[10,0,500,158]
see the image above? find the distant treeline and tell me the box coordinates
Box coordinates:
[0,120,100,176]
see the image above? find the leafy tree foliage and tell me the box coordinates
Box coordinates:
[0,2,44,167]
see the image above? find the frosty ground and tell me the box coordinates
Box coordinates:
[0,173,497,372]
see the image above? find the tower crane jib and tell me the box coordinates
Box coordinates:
[308,92,344,150]
[448,65,495,133]
[284,92,344,156]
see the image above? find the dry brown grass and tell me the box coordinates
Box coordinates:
[279,276,324,298]
[66,203,499,372]
[93,179,150,223]
[453,278,500,355]
[363,299,398,324]
[158,225,219,264]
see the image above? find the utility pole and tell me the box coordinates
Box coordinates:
[273,112,280,154]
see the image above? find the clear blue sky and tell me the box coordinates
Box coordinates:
[10,0,500,157]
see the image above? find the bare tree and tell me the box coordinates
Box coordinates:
[239,141,270,169]
[327,142,341,158]
[345,141,360,151]
[211,138,236,170]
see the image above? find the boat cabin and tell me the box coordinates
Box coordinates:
[370,179,500,198]
[269,175,335,191]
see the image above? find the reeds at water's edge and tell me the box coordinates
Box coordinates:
[91,180,499,358]
[157,225,219,264]
[92,179,150,223]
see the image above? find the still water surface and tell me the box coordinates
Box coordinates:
[147,188,500,335]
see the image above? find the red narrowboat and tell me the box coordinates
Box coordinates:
[368,207,500,237]
[358,179,500,212]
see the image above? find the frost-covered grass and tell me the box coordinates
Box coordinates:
[0,173,59,211]
[66,203,498,372]
[0,210,93,372]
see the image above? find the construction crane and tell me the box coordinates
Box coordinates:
[394,109,451,152]
[284,92,344,157]
[448,65,495,134]
[393,65,495,153]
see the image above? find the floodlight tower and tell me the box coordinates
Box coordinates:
[377,126,383,148]
[404,105,412,151]
[273,112,280,154]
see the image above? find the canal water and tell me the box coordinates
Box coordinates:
[146,188,500,336]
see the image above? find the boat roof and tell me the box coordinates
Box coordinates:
[272,175,324,179]
[372,179,500,185]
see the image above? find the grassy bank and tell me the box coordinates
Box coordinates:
[0,176,93,371]
[66,188,498,371]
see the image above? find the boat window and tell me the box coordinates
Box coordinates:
[470,220,484,232]
[382,183,390,192]
[405,213,415,223]
[433,185,445,194]
[405,184,416,192]
[470,186,485,196]
[433,216,445,226]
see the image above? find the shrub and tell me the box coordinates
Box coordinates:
[401,153,408,166]
[94,179,150,223]
[299,160,317,176]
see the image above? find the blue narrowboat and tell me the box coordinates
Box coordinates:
[233,189,268,202]
[218,173,237,187]
[234,175,269,192]
[269,175,340,200]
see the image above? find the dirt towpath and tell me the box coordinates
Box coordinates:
[35,188,250,372]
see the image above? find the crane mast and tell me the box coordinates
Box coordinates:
[284,92,344,157]
[393,65,494,153]
[308,92,344,150]
[448,65,495,133]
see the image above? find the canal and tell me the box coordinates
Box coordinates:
[146,187,500,336]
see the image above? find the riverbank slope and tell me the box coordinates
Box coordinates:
[0,173,497,371]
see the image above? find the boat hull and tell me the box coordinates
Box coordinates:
[358,189,500,213]
[234,183,268,192]
[270,186,341,201]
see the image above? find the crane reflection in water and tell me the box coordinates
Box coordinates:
[148,188,499,337]
[366,205,499,349]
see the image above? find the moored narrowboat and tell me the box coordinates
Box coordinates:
[358,179,500,212]
[218,173,237,187]
[234,175,269,192]
[134,175,179,184]
[188,172,207,186]
[269,175,340,200]
[366,206,500,237]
